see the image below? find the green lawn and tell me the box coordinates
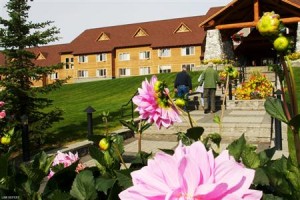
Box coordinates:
[44,68,300,148]
[44,72,201,145]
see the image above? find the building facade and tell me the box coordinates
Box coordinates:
[1,0,300,86]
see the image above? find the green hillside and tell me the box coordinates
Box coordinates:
[43,67,300,146]
[44,72,201,144]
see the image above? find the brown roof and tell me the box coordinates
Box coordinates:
[0,43,70,66]
[200,0,300,29]
[66,15,207,55]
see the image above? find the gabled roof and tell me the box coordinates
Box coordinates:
[174,23,192,33]
[30,44,70,66]
[200,0,300,30]
[133,27,149,37]
[96,32,110,41]
[0,43,70,66]
[65,15,207,55]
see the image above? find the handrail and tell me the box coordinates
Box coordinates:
[120,90,138,120]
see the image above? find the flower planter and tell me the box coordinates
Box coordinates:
[226,98,266,110]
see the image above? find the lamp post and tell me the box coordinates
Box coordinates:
[84,106,96,137]
[21,115,30,162]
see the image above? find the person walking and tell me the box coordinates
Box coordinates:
[174,66,192,99]
[199,63,220,114]
[197,73,204,109]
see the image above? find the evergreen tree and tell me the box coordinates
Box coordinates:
[0,0,68,145]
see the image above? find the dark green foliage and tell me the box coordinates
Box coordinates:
[0,0,68,144]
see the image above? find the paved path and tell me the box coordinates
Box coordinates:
[74,106,289,167]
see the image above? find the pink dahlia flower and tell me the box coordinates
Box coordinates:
[132,75,181,129]
[119,141,262,200]
[0,110,6,119]
[48,151,85,179]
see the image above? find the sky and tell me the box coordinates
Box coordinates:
[0,0,232,45]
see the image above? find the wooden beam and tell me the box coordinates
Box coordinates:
[253,0,259,22]
[215,17,300,30]
[216,21,257,29]
[281,17,300,23]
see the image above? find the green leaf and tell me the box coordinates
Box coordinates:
[241,147,261,168]
[0,152,10,179]
[158,148,174,155]
[186,126,204,141]
[258,147,276,166]
[43,161,79,196]
[107,181,122,200]
[89,145,105,165]
[289,114,300,130]
[140,122,152,133]
[266,158,292,196]
[119,120,138,132]
[227,134,246,161]
[115,169,133,189]
[95,176,116,195]
[286,158,300,192]
[70,170,97,200]
[253,168,269,185]
[264,97,288,124]
[213,115,221,125]
[206,133,222,147]
[45,190,72,200]
[262,193,284,200]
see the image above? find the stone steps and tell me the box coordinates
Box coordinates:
[143,109,272,146]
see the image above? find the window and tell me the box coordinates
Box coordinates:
[119,53,130,61]
[182,64,195,71]
[181,46,195,56]
[159,65,171,73]
[96,53,107,62]
[78,55,88,63]
[50,72,59,80]
[139,51,150,60]
[96,69,107,77]
[139,66,150,75]
[65,57,74,69]
[78,70,88,78]
[119,68,131,76]
[158,48,171,57]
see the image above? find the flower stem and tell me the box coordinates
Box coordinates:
[113,143,128,169]
[220,74,230,133]
[280,54,300,165]
[138,120,142,153]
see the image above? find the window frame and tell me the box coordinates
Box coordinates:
[181,46,195,56]
[139,51,150,60]
[182,63,195,71]
[50,72,59,80]
[119,68,131,76]
[96,68,107,77]
[158,48,171,57]
[78,55,88,63]
[139,66,151,75]
[119,53,130,61]
[78,70,88,78]
[159,65,171,73]
[96,53,107,62]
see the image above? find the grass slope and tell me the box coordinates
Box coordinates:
[45,72,200,145]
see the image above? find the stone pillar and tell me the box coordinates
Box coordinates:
[204,29,224,60]
[296,22,300,52]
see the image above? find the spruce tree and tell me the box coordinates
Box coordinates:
[0,0,68,145]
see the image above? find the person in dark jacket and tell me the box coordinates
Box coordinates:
[174,66,192,99]
[199,63,220,114]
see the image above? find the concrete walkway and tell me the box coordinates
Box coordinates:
[62,105,289,167]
